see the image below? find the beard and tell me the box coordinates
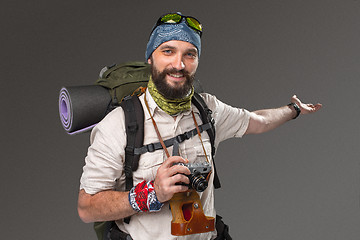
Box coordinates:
[150,64,195,99]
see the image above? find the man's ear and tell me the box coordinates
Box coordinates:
[147,58,152,64]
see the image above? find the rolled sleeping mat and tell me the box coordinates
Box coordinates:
[59,85,112,135]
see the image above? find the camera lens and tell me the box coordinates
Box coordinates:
[189,174,208,192]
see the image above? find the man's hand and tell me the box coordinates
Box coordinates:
[154,156,191,203]
[291,95,322,114]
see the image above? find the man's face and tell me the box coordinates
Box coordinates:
[148,40,199,99]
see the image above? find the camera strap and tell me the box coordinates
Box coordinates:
[144,91,171,158]
[191,111,210,165]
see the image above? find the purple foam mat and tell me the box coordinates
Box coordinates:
[59,85,112,134]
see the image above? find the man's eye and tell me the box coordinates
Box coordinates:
[163,50,173,54]
[186,52,196,58]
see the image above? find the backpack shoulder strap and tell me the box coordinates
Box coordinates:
[119,95,144,191]
[119,95,144,224]
[191,92,221,189]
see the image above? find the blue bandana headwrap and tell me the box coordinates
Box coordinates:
[145,19,201,60]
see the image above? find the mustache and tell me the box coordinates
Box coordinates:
[163,68,191,77]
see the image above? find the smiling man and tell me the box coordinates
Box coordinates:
[149,41,198,99]
[77,12,322,240]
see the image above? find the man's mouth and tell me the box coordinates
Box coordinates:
[168,73,184,78]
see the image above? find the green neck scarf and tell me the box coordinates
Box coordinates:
[147,78,194,116]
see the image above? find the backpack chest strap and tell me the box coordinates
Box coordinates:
[132,121,213,155]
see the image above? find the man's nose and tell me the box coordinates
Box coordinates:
[171,54,185,70]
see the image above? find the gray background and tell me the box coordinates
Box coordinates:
[1,0,359,239]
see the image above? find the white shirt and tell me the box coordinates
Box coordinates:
[80,89,250,240]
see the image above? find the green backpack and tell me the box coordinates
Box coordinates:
[95,61,151,107]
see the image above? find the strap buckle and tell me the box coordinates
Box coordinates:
[176,134,186,143]
[146,143,155,153]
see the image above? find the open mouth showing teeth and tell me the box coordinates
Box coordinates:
[168,73,184,78]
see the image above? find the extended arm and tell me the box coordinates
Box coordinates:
[245,95,322,134]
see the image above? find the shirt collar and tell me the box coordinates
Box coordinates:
[142,88,158,121]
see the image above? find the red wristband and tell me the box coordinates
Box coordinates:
[129,180,163,212]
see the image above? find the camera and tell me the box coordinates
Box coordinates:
[176,162,212,192]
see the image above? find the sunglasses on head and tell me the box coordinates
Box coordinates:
[151,13,203,37]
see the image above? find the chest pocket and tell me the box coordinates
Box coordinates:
[192,139,212,164]
[133,150,165,183]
